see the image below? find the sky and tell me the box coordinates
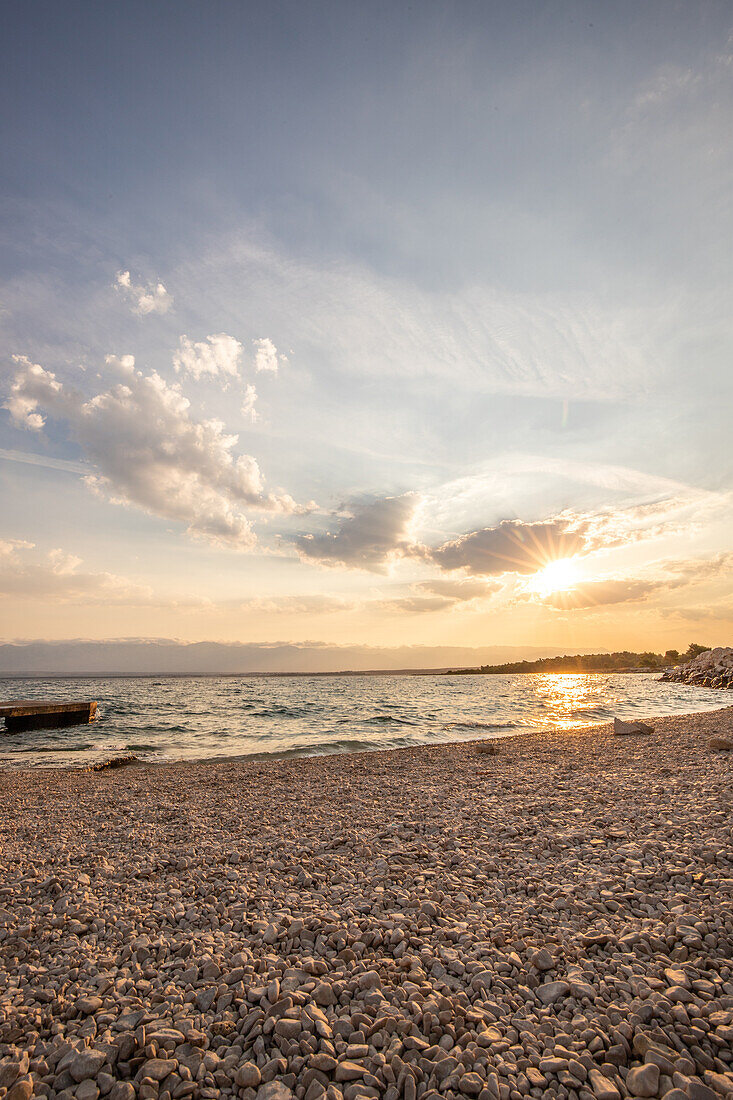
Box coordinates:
[1,0,732,661]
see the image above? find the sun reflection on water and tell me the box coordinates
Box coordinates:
[533,673,603,729]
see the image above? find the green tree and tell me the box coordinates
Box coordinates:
[684,642,711,660]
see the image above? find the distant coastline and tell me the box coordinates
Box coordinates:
[448,644,711,675]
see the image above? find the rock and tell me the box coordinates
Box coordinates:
[76,995,104,1015]
[613,717,653,736]
[77,1080,100,1100]
[110,1085,136,1100]
[141,1058,177,1081]
[459,1072,485,1095]
[536,980,570,1004]
[256,1084,295,1100]
[70,1051,107,1082]
[335,1061,368,1082]
[6,1078,33,1100]
[588,1069,621,1100]
[314,982,337,1006]
[627,1063,660,1097]
[236,1061,262,1088]
[709,737,733,750]
[529,947,554,970]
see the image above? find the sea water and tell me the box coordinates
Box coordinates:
[0,672,729,769]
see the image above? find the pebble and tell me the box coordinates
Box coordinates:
[1,708,732,1100]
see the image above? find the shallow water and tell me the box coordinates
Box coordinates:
[0,671,729,769]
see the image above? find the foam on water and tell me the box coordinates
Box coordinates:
[0,672,729,769]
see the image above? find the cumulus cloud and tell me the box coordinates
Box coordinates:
[5,355,303,549]
[241,383,258,422]
[422,518,587,577]
[253,337,285,373]
[114,270,172,315]
[294,494,418,572]
[173,333,243,382]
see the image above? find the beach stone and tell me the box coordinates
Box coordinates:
[141,1058,177,1081]
[5,1079,33,1100]
[537,980,570,1004]
[70,1051,107,1082]
[256,1084,295,1100]
[236,1062,262,1088]
[459,1073,484,1095]
[109,1084,136,1100]
[314,982,337,1006]
[529,947,554,970]
[589,1070,621,1100]
[77,1080,100,1100]
[613,717,653,736]
[627,1064,660,1097]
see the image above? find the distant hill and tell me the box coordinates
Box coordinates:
[0,639,574,677]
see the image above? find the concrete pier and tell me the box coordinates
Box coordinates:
[0,699,98,733]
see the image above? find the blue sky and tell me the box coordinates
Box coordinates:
[1,0,732,653]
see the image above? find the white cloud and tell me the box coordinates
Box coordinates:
[241,383,258,421]
[173,333,243,382]
[4,356,66,430]
[5,355,303,549]
[253,337,285,374]
[114,270,172,315]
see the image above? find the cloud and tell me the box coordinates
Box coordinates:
[241,383,258,422]
[173,333,243,381]
[4,357,65,430]
[543,577,669,610]
[114,270,172,315]
[236,594,355,614]
[415,577,501,601]
[540,554,733,612]
[372,595,456,614]
[253,337,285,373]
[294,494,418,572]
[5,355,303,549]
[422,518,587,577]
[0,540,159,605]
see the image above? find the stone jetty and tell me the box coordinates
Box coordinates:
[660,649,733,690]
[1,708,733,1100]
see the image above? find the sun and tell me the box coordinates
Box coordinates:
[529,557,581,597]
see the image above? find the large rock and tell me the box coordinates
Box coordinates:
[613,717,653,736]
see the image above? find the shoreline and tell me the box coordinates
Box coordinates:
[1,706,733,1100]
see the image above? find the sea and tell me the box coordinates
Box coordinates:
[0,671,730,769]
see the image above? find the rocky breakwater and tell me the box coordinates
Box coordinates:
[1,707,733,1100]
[661,649,733,690]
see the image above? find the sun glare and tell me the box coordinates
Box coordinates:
[529,557,581,597]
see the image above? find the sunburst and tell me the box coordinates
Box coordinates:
[528,557,581,597]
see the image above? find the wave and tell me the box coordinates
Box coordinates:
[443,720,516,730]
[364,714,418,726]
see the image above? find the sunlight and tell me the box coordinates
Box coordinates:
[528,557,581,597]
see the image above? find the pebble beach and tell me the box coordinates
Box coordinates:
[1,707,733,1100]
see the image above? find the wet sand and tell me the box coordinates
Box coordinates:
[1,707,732,1100]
